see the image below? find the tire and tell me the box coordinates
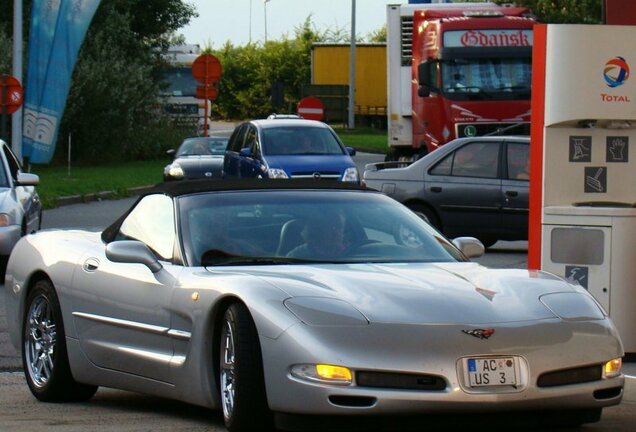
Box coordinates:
[407,203,441,231]
[220,303,273,432]
[22,279,98,402]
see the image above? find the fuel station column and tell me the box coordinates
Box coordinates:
[529,25,636,354]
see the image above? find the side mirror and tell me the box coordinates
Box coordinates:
[16,172,40,186]
[106,240,163,273]
[346,146,356,156]
[417,61,435,97]
[166,149,176,158]
[452,237,485,258]
[239,147,253,157]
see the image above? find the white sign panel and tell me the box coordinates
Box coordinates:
[544,25,636,126]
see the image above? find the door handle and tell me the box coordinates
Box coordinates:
[430,186,442,193]
[505,190,518,197]
[83,258,100,272]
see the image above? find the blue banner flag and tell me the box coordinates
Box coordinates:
[23,0,101,164]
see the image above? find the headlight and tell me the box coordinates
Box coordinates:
[539,292,605,321]
[341,167,359,182]
[0,213,11,227]
[267,168,288,179]
[284,297,368,326]
[603,358,622,379]
[291,364,353,385]
[164,163,184,179]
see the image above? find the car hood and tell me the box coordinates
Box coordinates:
[265,155,355,175]
[245,262,575,324]
[0,188,10,207]
[173,156,224,177]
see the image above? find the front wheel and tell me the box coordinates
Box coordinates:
[220,303,273,432]
[22,279,98,402]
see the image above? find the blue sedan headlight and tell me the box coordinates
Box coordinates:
[341,167,359,183]
[284,297,368,326]
[540,292,606,321]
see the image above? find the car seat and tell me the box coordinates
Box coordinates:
[276,219,305,256]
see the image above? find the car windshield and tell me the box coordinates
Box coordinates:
[0,157,8,187]
[176,138,228,156]
[178,190,465,267]
[261,126,345,156]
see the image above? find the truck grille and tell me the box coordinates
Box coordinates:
[456,122,530,138]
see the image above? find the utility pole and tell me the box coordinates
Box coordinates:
[264,0,269,43]
[348,0,356,130]
[12,0,23,162]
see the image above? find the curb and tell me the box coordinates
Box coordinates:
[53,185,156,207]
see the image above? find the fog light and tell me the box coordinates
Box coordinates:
[603,358,622,378]
[317,364,352,382]
[291,364,353,385]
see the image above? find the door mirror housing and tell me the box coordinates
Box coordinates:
[16,172,40,186]
[106,240,163,273]
[239,147,253,157]
[417,60,437,97]
[452,237,485,258]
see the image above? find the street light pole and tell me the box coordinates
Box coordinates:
[348,0,356,130]
[249,0,253,43]
[264,0,269,43]
[12,0,23,161]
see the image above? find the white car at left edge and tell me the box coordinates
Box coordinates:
[0,139,41,275]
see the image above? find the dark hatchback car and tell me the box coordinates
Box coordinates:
[164,135,230,181]
[223,118,359,182]
[363,136,529,248]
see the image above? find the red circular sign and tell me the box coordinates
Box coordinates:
[297,97,324,121]
[196,85,218,100]
[0,75,24,115]
[192,54,222,84]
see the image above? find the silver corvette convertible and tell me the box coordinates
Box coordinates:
[5,180,624,431]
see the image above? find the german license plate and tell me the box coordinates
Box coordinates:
[467,357,516,387]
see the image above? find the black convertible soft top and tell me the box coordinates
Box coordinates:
[148,178,370,197]
[102,179,372,242]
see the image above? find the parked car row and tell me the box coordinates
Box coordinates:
[164,116,358,183]
[164,118,531,248]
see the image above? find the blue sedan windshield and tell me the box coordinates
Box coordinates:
[261,127,345,156]
[178,190,465,266]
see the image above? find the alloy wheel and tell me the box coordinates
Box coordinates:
[24,294,57,388]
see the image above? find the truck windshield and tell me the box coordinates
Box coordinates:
[440,58,531,101]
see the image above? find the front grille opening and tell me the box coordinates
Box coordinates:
[328,395,377,407]
[537,365,602,388]
[356,371,447,391]
[594,387,622,400]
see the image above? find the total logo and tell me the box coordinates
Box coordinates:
[600,56,631,103]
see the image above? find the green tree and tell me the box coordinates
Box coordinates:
[211,18,324,120]
[462,0,602,23]
[1,0,197,163]
[367,25,387,43]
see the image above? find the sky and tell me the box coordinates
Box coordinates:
[178,0,403,47]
